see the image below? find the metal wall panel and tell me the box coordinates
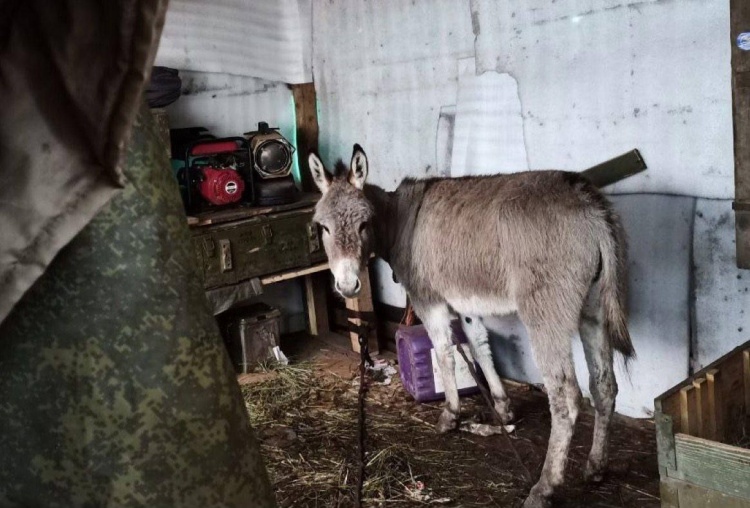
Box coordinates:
[313,0,732,198]
[489,194,694,418]
[693,199,750,368]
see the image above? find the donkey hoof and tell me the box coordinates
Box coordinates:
[436,410,458,433]
[584,460,606,483]
[494,399,515,424]
[521,493,551,508]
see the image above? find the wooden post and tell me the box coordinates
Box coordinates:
[743,350,750,414]
[706,368,722,442]
[731,0,750,268]
[291,83,320,193]
[304,272,330,337]
[693,377,712,439]
[680,384,699,436]
[345,267,379,355]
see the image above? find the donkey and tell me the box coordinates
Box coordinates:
[308,145,634,508]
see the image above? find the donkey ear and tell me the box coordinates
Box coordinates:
[348,144,368,190]
[308,151,331,194]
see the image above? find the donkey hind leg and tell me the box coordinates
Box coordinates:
[460,315,514,423]
[421,304,461,433]
[523,326,582,508]
[579,283,618,483]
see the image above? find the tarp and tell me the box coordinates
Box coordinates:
[0,104,275,507]
[0,2,276,505]
[0,0,166,324]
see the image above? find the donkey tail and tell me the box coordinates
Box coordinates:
[598,212,635,361]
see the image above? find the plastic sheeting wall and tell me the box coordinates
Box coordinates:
[156,0,312,83]
[312,0,749,417]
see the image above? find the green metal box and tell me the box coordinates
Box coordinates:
[192,205,325,290]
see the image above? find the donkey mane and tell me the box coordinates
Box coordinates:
[332,159,349,179]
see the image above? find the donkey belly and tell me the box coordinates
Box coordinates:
[444,294,517,317]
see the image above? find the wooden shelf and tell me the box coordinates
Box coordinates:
[187,193,321,227]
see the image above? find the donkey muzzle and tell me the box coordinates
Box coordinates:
[335,277,361,299]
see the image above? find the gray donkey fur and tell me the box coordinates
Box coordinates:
[309,145,634,508]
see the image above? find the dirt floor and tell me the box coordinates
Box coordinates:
[241,333,660,507]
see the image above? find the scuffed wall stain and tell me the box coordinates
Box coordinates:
[181,76,281,98]
[529,0,676,27]
[693,201,750,369]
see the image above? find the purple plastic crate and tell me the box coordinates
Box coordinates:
[396,320,482,402]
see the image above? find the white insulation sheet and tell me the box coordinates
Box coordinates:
[157,0,312,83]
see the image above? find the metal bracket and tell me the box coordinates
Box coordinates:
[262,224,273,244]
[307,222,321,253]
[219,239,233,272]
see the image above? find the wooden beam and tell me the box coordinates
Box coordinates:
[260,262,330,285]
[291,83,320,193]
[731,0,750,268]
[581,149,647,189]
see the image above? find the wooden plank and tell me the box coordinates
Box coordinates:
[581,149,647,188]
[680,385,699,436]
[664,476,750,508]
[706,369,722,443]
[260,261,330,285]
[345,267,379,355]
[291,83,320,193]
[304,271,330,337]
[692,377,709,439]
[659,478,680,508]
[731,0,750,268]
[656,411,678,473]
[187,194,319,227]
[673,433,750,501]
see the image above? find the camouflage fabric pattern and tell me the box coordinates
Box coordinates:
[0,104,275,507]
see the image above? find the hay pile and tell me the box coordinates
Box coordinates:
[241,363,523,506]
[241,362,660,507]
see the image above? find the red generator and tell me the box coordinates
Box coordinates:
[183,137,254,213]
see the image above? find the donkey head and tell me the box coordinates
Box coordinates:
[308,144,374,298]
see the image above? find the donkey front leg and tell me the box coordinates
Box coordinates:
[421,304,461,433]
[523,326,582,508]
[461,315,514,423]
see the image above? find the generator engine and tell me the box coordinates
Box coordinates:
[197,166,245,206]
